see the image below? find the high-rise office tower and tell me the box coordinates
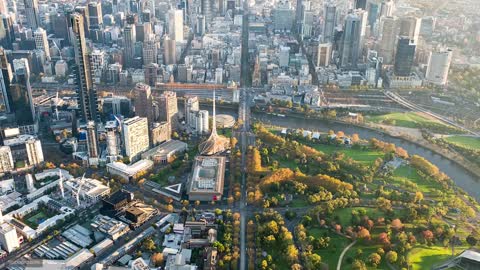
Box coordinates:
[88,2,103,30]
[355,0,367,10]
[273,0,295,33]
[134,83,153,124]
[379,0,394,17]
[185,95,199,126]
[0,223,19,253]
[0,14,14,49]
[0,0,7,14]
[425,49,452,86]
[394,37,416,77]
[168,9,184,42]
[10,59,35,126]
[317,43,332,67]
[0,48,12,113]
[196,15,206,36]
[0,146,13,173]
[202,0,212,27]
[163,35,176,65]
[70,13,100,123]
[105,121,119,157]
[367,2,379,31]
[123,22,136,67]
[295,0,304,33]
[86,120,99,158]
[299,1,314,38]
[34,27,50,60]
[122,116,149,162]
[24,0,41,29]
[378,16,397,64]
[159,91,178,123]
[142,34,157,65]
[339,11,366,68]
[399,16,421,44]
[323,2,337,43]
[420,16,436,37]
[52,12,70,42]
[144,63,159,87]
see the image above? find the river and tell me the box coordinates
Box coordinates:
[196,105,480,201]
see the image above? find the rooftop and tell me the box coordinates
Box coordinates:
[141,140,188,160]
[106,160,154,176]
[187,156,226,198]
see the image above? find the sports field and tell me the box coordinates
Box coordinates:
[444,136,480,150]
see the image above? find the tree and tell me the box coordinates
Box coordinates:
[291,264,302,270]
[422,230,434,244]
[414,191,424,203]
[357,228,371,241]
[467,234,478,246]
[385,251,398,264]
[230,137,238,148]
[151,253,164,267]
[391,219,404,231]
[352,133,360,143]
[286,244,299,263]
[142,238,155,251]
[368,253,382,267]
[352,259,367,270]
[305,254,322,270]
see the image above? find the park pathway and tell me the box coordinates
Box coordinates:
[337,240,357,270]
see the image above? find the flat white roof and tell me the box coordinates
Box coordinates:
[107,159,154,176]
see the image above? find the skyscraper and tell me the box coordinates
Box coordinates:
[163,35,176,65]
[88,2,103,29]
[134,83,153,124]
[144,63,159,87]
[317,43,332,67]
[0,14,15,49]
[25,137,44,166]
[168,9,184,42]
[378,16,397,64]
[339,11,366,68]
[0,48,12,113]
[9,59,35,126]
[202,0,212,28]
[379,0,394,17]
[24,0,41,29]
[394,37,416,77]
[70,13,100,123]
[123,22,136,67]
[34,27,50,60]
[159,91,178,123]
[425,49,453,86]
[142,34,157,65]
[355,0,367,10]
[185,95,199,126]
[399,16,421,44]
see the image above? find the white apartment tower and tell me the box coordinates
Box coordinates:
[122,117,149,162]
[0,223,19,253]
[425,49,453,86]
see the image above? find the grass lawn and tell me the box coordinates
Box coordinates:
[444,136,480,151]
[343,242,390,270]
[408,245,469,270]
[366,112,441,128]
[311,144,384,165]
[308,227,351,270]
[390,165,437,194]
[333,207,386,227]
[23,210,52,229]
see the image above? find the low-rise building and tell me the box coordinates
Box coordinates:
[106,159,154,181]
[187,156,226,201]
[91,215,130,240]
[141,140,188,164]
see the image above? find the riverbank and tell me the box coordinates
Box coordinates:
[255,109,480,181]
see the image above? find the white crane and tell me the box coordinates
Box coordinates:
[59,169,64,199]
[74,174,86,207]
[54,91,60,120]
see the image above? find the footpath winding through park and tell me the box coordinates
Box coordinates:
[337,240,357,270]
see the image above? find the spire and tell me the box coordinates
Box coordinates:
[212,88,217,135]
